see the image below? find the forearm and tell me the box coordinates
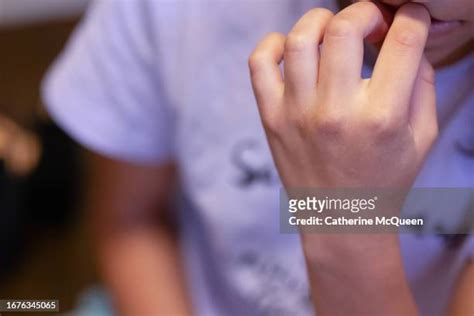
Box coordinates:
[97,224,192,316]
[448,262,474,316]
[302,234,418,316]
[82,155,187,315]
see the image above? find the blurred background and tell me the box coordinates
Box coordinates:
[0,0,98,314]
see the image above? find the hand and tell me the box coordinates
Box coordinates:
[249,2,438,189]
[249,5,435,313]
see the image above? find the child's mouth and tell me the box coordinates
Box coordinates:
[429,18,462,36]
[367,1,464,38]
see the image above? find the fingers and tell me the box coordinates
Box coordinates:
[249,32,286,114]
[410,56,438,154]
[318,1,389,97]
[284,8,333,103]
[370,3,431,119]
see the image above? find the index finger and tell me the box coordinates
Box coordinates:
[370,3,431,112]
[318,1,390,96]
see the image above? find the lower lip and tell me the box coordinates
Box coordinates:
[429,19,462,36]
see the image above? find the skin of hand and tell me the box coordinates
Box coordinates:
[249,1,437,190]
[342,0,474,68]
[249,2,438,315]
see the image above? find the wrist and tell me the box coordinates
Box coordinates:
[302,235,417,316]
[301,233,403,276]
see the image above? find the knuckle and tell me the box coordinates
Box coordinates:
[355,1,378,11]
[306,7,334,20]
[325,16,356,38]
[346,1,380,17]
[289,112,311,136]
[248,52,266,75]
[261,111,285,136]
[285,32,314,53]
[364,113,400,138]
[391,28,425,49]
[314,112,346,137]
[266,32,286,45]
[267,31,285,39]
[248,33,284,74]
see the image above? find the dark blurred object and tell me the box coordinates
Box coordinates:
[0,17,97,313]
[0,119,81,279]
[0,160,26,278]
[25,121,81,228]
[0,16,81,280]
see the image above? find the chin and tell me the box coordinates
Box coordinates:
[425,39,474,68]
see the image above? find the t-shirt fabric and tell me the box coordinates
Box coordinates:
[43,1,474,315]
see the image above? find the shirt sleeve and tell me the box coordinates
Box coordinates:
[42,0,175,163]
